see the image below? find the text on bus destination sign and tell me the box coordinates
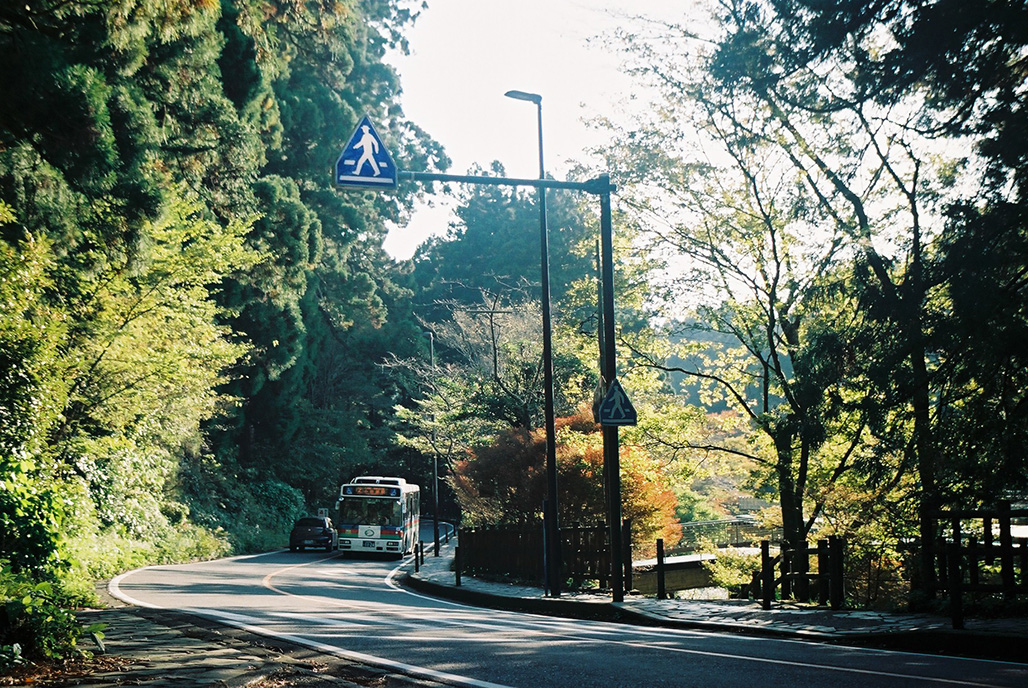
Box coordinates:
[343,485,400,497]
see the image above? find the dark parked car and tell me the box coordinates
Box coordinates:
[289,516,338,552]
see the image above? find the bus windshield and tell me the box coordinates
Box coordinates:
[339,497,401,526]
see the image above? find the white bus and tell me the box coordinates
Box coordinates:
[336,476,420,557]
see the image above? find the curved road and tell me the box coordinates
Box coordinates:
[112,527,1028,688]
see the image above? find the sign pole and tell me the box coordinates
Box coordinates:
[598,177,624,603]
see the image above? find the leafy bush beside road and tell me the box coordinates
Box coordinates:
[0,561,103,667]
[698,543,762,599]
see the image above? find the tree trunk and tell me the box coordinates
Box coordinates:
[908,219,937,602]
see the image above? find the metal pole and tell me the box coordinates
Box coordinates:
[599,178,624,602]
[656,538,667,600]
[425,331,441,557]
[507,89,560,597]
[397,170,613,195]
[535,99,562,599]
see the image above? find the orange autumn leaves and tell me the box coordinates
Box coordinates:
[450,409,680,555]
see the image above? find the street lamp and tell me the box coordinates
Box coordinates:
[424,330,441,557]
[505,88,561,597]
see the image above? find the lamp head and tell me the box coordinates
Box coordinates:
[504,90,542,105]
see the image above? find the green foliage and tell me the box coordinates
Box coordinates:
[0,233,66,467]
[66,521,231,584]
[413,166,592,313]
[0,231,71,575]
[0,561,90,662]
[673,484,723,523]
[1,0,440,661]
[697,542,761,598]
[179,452,306,554]
[930,202,1028,503]
[0,641,23,671]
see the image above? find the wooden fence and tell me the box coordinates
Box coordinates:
[459,522,621,589]
[753,536,846,610]
[929,501,1028,629]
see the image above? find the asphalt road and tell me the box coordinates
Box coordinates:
[111,526,1028,688]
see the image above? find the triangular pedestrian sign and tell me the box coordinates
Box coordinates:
[598,378,637,426]
[335,115,397,189]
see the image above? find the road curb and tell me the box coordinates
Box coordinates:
[400,571,1028,663]
[401,572,631,622]
[401,571,824,639]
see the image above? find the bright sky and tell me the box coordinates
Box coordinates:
[383,0,685,259]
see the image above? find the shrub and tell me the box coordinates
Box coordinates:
[698,541,761,598]
[0,560,102,662]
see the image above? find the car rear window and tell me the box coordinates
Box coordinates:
[295,518,325,527]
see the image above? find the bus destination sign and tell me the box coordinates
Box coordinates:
[343,485,400,497]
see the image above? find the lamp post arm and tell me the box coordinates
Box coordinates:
[396,170,614,195]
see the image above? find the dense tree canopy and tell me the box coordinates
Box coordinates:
[606,0,1028,601]
[0,0,444,655]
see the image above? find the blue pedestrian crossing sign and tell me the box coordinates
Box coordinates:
[598,379,637,426]
[335,115,396,189]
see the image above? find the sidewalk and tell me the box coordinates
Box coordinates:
[402,539,1028,662]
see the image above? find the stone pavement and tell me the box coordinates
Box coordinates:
[59,606,284,687]
[403,538,1028,662]
[32,591,445,688]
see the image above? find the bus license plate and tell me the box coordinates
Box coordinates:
[363,541,376,548]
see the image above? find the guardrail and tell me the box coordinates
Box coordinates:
[669,519,783,555]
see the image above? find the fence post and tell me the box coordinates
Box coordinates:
[780,541,792,600]
[796,539,810,602]
[947,539,963,629]
[817,539,829,605]
[936,536,948,592]
[999,500,1015,599]
[761,540,774,610]
[541,502,550,595]
[455,545,462,588]
[622,519,633,593]
[968,536,980,589]
[984,514,995,565]
[656,538,667,600]
[829,535,845,610]
[415,542,421,573]
[1020,540,1028,587]
[566,522,578,588]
